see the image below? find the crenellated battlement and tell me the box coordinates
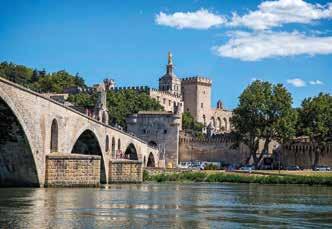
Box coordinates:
[181,76,212,85]
[149,88,183,99]
[179,132,235,144]
[112,86,150,92]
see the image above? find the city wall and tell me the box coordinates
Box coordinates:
[178,133,250,164]
[280,142,332,168]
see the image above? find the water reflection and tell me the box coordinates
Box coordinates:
[0,184,331,228]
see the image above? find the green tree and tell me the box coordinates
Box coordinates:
[68,89,164,127]
[231,80,297,166]
[107,89,163,127]
[68,92,96,107]
[297,93,332,166]
[182,111,204,135]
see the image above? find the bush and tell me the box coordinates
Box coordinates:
[145,171,332,186]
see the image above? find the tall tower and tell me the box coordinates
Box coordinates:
[159,52,182,96]
[181,77,212,126]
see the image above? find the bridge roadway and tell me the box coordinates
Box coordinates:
[0,77,159,186]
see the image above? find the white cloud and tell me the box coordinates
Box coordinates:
[229,0,332,30]
[213,31,332,61]
[287,78,306,87]
[309,79,324,85]
[155,9,226,29]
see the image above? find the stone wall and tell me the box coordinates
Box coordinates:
[179,133,250,164]
[45,153,100,187]
[127,112,180,168]
[280,142,332,168]
[109,160,143,183]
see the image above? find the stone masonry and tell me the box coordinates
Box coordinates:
[45,153,100,187]
[109,160,143,183]
[0,77,160,186]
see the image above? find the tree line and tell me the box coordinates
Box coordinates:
[232,80,331,167]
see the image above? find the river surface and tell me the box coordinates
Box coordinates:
[0,183,331,228]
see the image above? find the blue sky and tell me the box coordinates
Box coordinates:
[0,0,331,109]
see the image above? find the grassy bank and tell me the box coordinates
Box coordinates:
[143,170,332,186]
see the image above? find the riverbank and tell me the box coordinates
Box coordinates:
[143,170,332,186]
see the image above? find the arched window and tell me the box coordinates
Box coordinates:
[112,137,116,158]
[50,119,58,153]
[217,117,221,130]
[211,117,216,128]
[118,139,121,150]
[105,135,109,153]
[223,118,228,131]
[203,115,206,126]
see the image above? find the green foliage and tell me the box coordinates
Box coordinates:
[68,89,163,127]
[204,164,218,170]
[297,93,332,165]
[182,111,204,134]
[0,61,87,93]
[0,62,33,86]
[30,70,86,93]
[106,89,164,127]
[145,171,332,186]
[231,80,297,165]
[68,93,97,107]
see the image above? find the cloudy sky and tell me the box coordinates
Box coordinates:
[0,0,331,108]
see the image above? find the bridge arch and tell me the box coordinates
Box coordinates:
[125,143,138,160]
[50,119,59,153]
[70,129,107,184]
[147,152,155,167]
[0,94,40,186]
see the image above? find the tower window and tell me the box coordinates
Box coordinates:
[164,129,168,134]
[163,98,166,104]
[201,103,203,108]
[169,100,171,106]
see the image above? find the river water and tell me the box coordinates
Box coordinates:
[0,183,331,228]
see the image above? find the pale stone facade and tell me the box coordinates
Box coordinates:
[126,111,181,168]
[149,89,183,114]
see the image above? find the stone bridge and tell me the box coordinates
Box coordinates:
[0,77,160,186]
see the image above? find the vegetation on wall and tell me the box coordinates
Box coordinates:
[182,111,204,136]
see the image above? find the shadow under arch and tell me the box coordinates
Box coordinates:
[125,143,138,160]
[148,141,157,147]
[147,152,155,167]
[71,129,107,184]
[0,97,39,186]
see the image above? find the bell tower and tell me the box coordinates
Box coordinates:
[158,52,182,96]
